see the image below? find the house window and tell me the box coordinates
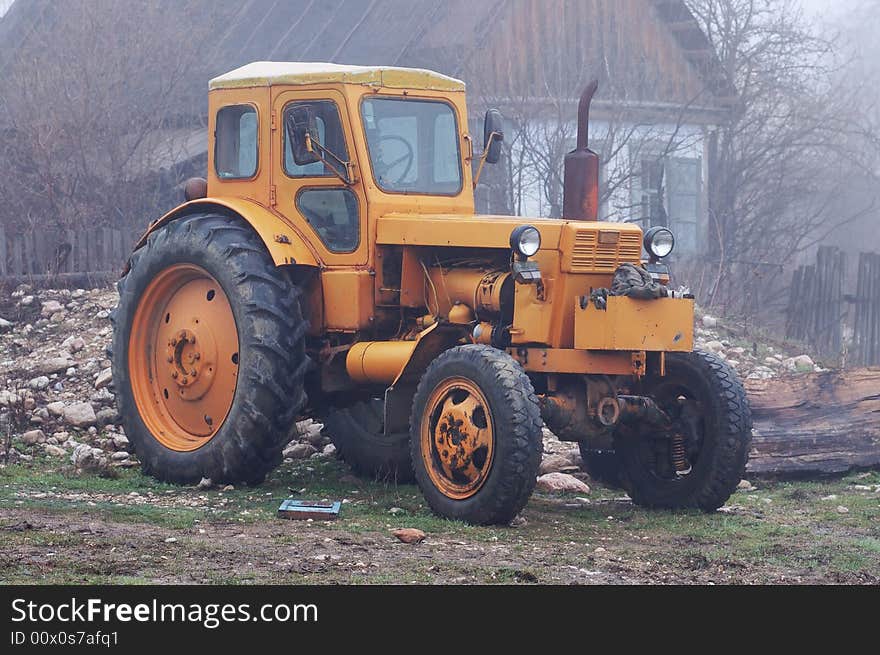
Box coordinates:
[633,153,701,254]
[215,105,258,179]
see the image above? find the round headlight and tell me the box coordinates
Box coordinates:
[644,226,675,259]
[510,225,541,258]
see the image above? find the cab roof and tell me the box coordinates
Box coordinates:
[209,62,465,92]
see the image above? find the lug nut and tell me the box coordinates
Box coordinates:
[171,371,178,379]
[181,377,188,385]
[190,370,197,377]
[167,355,173,363]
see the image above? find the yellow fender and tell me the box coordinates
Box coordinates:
[126,197,319,272]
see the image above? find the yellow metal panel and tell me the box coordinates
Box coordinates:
[560,222,643,273]
[346,341,418,384]
[574,296,694,351]
[131,197,319,269]
[377,214,564,249]
[322,269,374,330]
[210,62,465,92]
[508,348,639,376]
[511,282,553,345]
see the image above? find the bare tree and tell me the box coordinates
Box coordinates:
[0,0,229,266]
[460,4,710,222]
[686,0,880,318]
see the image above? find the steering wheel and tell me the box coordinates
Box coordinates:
[377,135,414,185]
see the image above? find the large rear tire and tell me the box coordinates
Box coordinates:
[618,350,751,511]
[321,399,414,482]
[112,212,309,485]
[410,345,543,525]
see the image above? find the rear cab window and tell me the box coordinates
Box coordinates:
[215,105,258,179]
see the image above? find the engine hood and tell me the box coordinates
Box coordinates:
[376,213,643,254]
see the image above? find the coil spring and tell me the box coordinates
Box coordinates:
[671,433,692,475]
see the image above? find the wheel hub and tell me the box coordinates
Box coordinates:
[129,264,239,450]
[422,378,495,499]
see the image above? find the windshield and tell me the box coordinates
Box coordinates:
[361,97,462,195]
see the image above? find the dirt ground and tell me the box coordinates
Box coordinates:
[2,458,879,585]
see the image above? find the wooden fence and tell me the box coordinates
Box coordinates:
[0,226,135,281]
[785,246,846,359]
[786,245,880,366]
[851,252,880,366]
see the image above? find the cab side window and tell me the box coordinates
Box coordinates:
[283,100,349,177]
[215,105,258,179]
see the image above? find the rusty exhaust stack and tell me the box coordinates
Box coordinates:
[562,80,600,221]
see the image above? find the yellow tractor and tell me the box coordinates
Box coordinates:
[112,62,751,525]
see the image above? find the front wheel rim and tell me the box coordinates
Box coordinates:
[420,377,495,500]
[128,264,239,452]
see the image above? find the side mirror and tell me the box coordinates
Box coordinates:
[288,105,321,166]
[483,109,505,164]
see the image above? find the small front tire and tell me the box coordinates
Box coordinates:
[410,345,543,525]
[618,350,752,511]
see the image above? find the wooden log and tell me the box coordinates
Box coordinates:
[745,368,880,476]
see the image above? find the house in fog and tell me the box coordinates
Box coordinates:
[0,0,732,263]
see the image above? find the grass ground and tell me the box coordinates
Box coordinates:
[1,455,878,584]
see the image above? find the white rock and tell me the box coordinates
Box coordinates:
[701,315,718,328]
[61,336,86,353]
[40,300,64,317]
[111,434,130,450]
[62,402,97,428]
[28,376,50,390]
[322,443,336,456]
[43,444,67,457]
[784,355,814,372]
[539,453,578,475]
[46,402,65,417]
[836,505,849,514]
[283,443,317,460]
[535,472,591,494]
[94,368,113,390]
[196,477,213,490]
[21,429,47,445]
[34,357,74,376]
[0,317,12,332]
[703,340,724,353]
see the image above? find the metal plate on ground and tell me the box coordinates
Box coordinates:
[277,499,341,520]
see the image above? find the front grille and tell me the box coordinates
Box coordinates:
[568,228,642,273]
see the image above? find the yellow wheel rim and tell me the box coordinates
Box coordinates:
[420,377,495,500]
[128,264,239,452]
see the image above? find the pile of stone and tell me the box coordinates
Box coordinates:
[696,313,825,381]
[0,285,132,474]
